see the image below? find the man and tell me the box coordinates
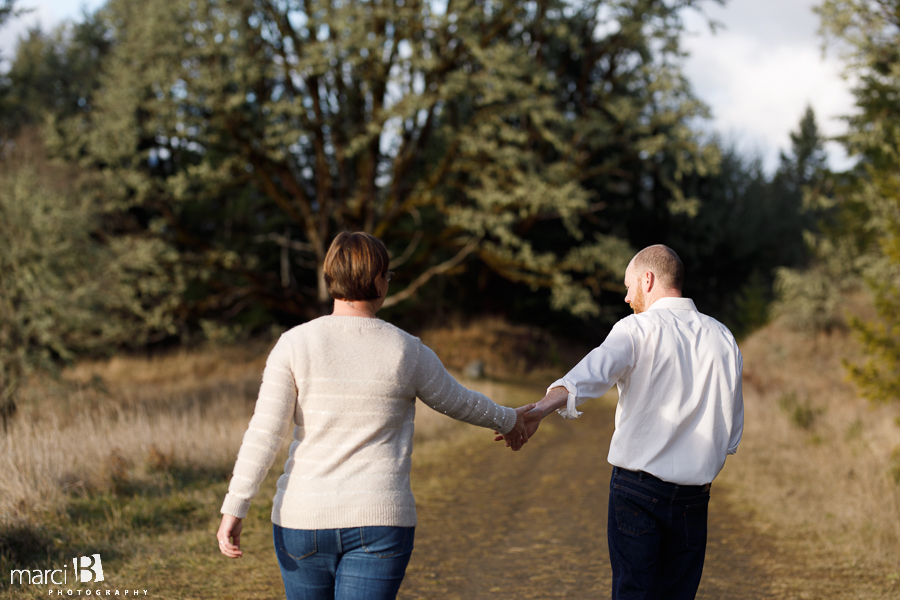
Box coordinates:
[516,244,743,599]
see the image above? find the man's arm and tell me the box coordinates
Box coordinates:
[728,352,744,455]
[494,322,635,449]
[524,386,568,437]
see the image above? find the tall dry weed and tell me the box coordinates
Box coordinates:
[1,343,271,530]
[0,394,253,524]
[0,339,533,534]
[719,310,900,570]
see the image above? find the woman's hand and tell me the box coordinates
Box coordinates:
[493,403,535,451]
[217,514,244,558]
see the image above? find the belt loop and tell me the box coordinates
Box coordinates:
[638,471,644,481]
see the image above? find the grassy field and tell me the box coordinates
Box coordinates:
[716,312,900,588]
[1,315,899,597]
[0,339,540,598]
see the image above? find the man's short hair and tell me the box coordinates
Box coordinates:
[323,232,390,301]
[633,245,684,291]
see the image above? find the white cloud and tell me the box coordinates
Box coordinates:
[682,0,857,172]
[696,0,822,45]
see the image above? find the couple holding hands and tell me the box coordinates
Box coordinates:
[217,232,744,600]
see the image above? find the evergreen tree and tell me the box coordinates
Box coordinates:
[0,133,185,429]
[816,0,900,403]
[0,14,111,136]
[775,105,828,196]
[0,0,21,27]
[619,108,828,337]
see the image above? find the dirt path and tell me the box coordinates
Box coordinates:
[399,400,779,599]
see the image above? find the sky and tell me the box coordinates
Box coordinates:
[0,0,858,173]
[681,0,856,172]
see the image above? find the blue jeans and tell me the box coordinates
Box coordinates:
[273,524,415,600]
[608,467,711,600]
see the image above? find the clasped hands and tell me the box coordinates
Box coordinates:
[493,387,568,451]
[492,403,546,451]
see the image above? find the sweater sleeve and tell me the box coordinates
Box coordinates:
[413,342,517,434]
[220,335,297,519]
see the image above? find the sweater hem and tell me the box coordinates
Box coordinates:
[271,503,418,529]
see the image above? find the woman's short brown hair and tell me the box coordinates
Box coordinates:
[323,232,390,301]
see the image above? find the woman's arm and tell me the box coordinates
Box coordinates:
[219,336,297,533]
[413,342,528,444]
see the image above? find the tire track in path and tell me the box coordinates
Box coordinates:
[400,397,778,599]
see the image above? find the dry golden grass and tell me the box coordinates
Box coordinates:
[0,336,534,540]
[0,344,268,531]
[3,311,899,595]
[1,332,542,598]
[718,299,900,575]
[0,400,247,518]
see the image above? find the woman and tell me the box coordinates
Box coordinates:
[217,231,532,599]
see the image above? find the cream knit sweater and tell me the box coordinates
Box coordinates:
[220,315,517,529]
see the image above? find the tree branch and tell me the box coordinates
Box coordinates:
[253,232,314,252]
[382,235,482,307]
[388,207,424,269]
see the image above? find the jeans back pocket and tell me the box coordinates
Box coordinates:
[612,484,659,537]
[360,526,414,559]
[274,526,318,561]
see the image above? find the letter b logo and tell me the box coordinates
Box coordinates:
[74,554,104,583]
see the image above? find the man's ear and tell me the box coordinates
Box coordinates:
[643,270,655,292]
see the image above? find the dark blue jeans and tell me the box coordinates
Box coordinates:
[608,467,711,600]
[273,524,415,600]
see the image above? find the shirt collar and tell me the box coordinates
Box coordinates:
[647,297,697,312]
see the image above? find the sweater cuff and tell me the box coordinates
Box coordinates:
[498,406,518,435]
[220,494,251,519]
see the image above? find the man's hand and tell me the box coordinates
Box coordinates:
[523,405,544,439]
[494,403,535,451]
[494,386,568,450]
[217,514,244,558]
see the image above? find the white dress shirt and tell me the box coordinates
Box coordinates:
[549,297,743,485]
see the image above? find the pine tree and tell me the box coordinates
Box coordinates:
[0,14,110,136]
[817,0,900,403]
[0,133,185,430]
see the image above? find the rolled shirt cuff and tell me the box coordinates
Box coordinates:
[548,378,582,420]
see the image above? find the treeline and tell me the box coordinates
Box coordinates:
[0,0,897,418]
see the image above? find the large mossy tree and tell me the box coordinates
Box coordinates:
[44,0,716,327]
